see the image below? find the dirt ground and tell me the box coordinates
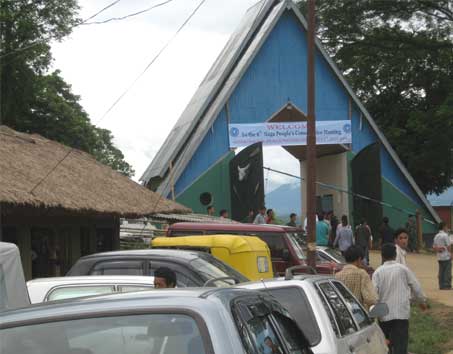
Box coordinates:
[369,251,453,307]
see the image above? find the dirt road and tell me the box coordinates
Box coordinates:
[369,251,453,307]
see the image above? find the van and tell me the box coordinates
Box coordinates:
[167,223,342,276]
[0,242,30,310]
[153,235,273,281]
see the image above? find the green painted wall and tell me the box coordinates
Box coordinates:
[381,178,437,234]
[176,152,234,215]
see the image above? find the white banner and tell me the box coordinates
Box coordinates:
[228,120,351,148]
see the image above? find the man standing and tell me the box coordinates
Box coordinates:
[372,244,427,354]
[287,213,297,227]
[432,222,452,290]
[316,214,330,246]
[242,209,255,223]
[253,206,267,224]
[379,217,394,246]
[335,245,377,308]
[219,209,229,219]
[153,267,177,288]
[394,228,409,266]
[355,219,372,265]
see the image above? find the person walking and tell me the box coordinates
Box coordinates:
[355,219,372,265]
[287,213,297,227]
[316,213,330,246]
[379,217,394,246]
[253,206,267,224]
[330,213,339,247]
[372,243,427,354]
[432,222,452,290]
[335,245,377,308]
[405,215,417,252]
[333,215,354,255]
[394,228,409,266]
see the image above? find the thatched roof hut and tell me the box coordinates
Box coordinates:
[0,126,190,217]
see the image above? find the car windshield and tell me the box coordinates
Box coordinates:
[190,254,248,287]
[286,233,306,260]
[0,314,207,354]
[323,248,346,263]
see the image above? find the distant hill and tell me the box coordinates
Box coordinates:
[266,183,301,222]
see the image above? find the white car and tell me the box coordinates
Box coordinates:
[27,275,155,303]
[239,272,388,354]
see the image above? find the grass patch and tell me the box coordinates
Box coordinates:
[409,302,453,354]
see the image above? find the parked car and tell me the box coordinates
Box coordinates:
[167,222,342,276]
[314,246,374,276]
[0,288,313,354]
[67,249,248,287]
[0,242,30,311]
[239,273,388,354]
[27,275,158,304]
[152,235,273,280]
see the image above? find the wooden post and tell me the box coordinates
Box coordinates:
[306,0,317,268]
[416,209,423,250]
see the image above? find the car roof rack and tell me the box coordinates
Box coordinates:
[285,265,317,280]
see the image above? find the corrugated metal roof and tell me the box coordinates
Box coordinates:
[140,0,275,182]
[141,0,440,223]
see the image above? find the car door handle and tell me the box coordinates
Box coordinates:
[366,337,371,343]
[349,345,355,353]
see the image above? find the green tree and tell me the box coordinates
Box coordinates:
[299,0,453,194]
[0,0,134,177]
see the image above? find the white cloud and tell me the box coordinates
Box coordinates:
[51,0,300,189]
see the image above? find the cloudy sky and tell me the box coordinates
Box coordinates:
[51,0,300,192]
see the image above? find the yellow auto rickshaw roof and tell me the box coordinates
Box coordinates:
[152,234,269,254]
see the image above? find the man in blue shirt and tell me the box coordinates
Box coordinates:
[316,213,330,246]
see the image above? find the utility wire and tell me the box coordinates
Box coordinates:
[0,0,123,59]
[27,0,206,194]
[98,0,207,123]
[263,166,436,224]
[82,0,176,25]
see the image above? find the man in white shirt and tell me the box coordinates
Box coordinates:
[432,222,452,290]
[372,243,427,354]
[253,206,267,224]
[393,228,408,266]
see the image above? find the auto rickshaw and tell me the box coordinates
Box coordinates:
[152,235,273,281]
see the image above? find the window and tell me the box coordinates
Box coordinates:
[332,281,371,329]
[318,282,357,336]
[315,286,340,337]
[265,287,321,346]
[0,314,207,354]
[323,248,346,263]
[118,285,154,293]
[233,301,285,354]
[149,264,195,287]
[47,285,115,301]
[257,233,287,259]
[91,260,144,276]
[285,233,306,260]
[272,312,311,354]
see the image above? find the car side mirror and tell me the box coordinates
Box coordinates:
[282,249,290,262]
[368,303,389,319]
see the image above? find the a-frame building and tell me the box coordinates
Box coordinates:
[141,0,439,233]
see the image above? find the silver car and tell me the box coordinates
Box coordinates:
[239,274,388,354]
[0,287,313,354]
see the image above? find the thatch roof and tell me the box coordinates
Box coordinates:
[0,126,190,217]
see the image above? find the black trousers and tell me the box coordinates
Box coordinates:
[438,259,452,289]
[379,319,409,354]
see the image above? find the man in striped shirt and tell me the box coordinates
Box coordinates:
[372,243,427,354]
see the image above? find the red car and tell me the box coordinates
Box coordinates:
[166,222,343,276]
